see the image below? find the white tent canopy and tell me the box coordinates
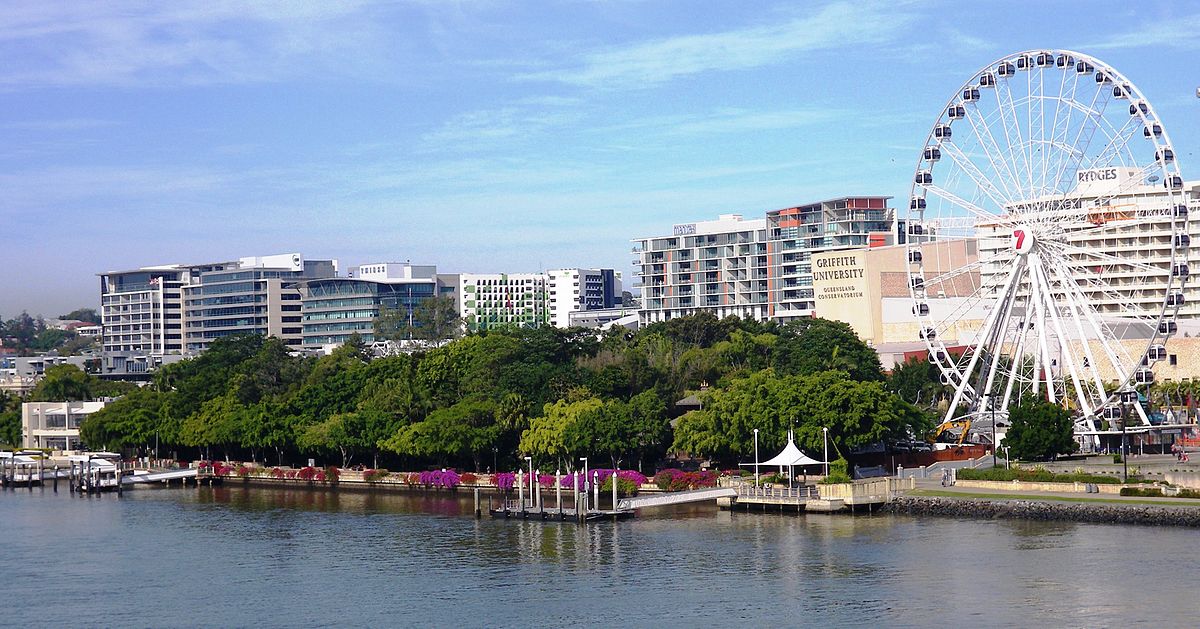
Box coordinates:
[758,431,826,467]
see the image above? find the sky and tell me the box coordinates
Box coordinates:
[1,0,1199,317]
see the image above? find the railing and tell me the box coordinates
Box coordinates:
[735,485,818,500]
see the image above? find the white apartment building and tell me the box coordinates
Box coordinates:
[634,214,769,324]
[455,273,551,331]
[22,400,110,451]
[547,268,623,328]
[99,263,214,355]
[633,200,895,325]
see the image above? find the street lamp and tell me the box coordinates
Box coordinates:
[822,427,829,476]
[753,428,760,486]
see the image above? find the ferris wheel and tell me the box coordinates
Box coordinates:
[904,49,1189,434]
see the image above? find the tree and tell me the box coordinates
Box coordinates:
[0,392,21,447]
[29,364,94,401]
[519,397,602,468]
[564,399,636,469]
[298,412,367,468]
[672,370,927,465]
[60,308,101,324]
[383,398,498,470]
[373,305,412,341]
[412,295,462,341]
[1002,400,1078,461]
[773,318,884,382]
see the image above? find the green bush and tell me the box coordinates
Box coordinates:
[957,467,1121,484]
[1120,487,1163,497]
[600,475,639,497]
[1113,454,1123,464]
[820,457,852,484]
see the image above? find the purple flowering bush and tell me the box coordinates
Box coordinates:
[419,469,461,489]
[495,472,516,491]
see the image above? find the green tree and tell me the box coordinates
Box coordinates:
[673,370,926,465]
[383,398,498,470]
[773,318,884,382]
[60,308,101,324]
[564,398,636,469]
[519,397,603,468]
[297,412,367,467]
[0,392,21,447]
[29,364,94,401]
[1002,400,1078,461]
[373,304,412,341]
[412,295,462,341]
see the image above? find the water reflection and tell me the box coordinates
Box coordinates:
[5,486,1198,627]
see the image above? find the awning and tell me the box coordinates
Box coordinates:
[754,430,826,467]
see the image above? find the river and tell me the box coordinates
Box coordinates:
[2,485,1194,627]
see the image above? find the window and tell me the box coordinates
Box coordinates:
[1170,354,1178,366]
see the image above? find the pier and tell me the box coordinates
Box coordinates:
[486,469,634,523]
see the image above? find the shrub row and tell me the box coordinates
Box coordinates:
[957,467,1121,484]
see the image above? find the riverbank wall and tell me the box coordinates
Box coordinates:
[884,496,1200,527]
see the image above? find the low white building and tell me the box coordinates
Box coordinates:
[22,400,111,451]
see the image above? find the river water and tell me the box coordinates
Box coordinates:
[2,485,1195,628]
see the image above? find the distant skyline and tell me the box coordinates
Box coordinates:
[2,1,1199,316]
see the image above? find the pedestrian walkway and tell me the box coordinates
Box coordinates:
[911,477,1200,507]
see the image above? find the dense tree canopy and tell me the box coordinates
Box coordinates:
[65,314,927,471]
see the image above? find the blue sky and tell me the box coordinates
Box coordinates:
[2,1,1199,316]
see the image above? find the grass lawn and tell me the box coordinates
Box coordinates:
[908,488,1200,507]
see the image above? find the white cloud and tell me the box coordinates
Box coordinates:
[519,2,910,88]
[0,1,391,88]
[1085,12,1200,51]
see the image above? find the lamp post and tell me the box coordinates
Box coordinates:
[822,427,829,476]
[753,428,760,487]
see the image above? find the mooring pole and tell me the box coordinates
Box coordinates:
[474,486,481,518]
[517,470,524,513]
[593,471,599,513]
[53,465,59,492]
[556,469,562,518]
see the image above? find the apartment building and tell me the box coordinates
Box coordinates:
[99,263,215,355]
[632,199,896,325]
[767,196,895,321]
[632,213,770,324]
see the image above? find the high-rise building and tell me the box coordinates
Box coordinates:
[632,213,771,324]
[766,196,895,321]
[455,273,550,331]
[300,263,440,348]
[101,253,336,356]
[547,268,623,328]
[183,253,337,353]
[99,263,216,355]
[632,200,897,325]
[977,172,1200,318]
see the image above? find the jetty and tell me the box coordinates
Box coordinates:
[486,469,634,523]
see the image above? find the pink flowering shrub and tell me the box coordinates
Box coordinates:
[418,469,460,489]
[495,472,516,491]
